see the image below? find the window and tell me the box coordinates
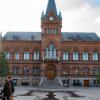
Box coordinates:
[33,51,40,60]
[47,28,52,34]
[54,28,58,34]
[47,28,58,34]
[14,52,19,60]
[33,67,40,76]
[97,80,100,84]
[73,80,77,86]
[13,66,19,74]
[24,52,29,60]
[83,67,89,74]
[5,52,10,60]
[73,52,79,60]
[61,67,69,76]
[45,43,56,58]
[93,52,98,61]
[83,52,88,61]
[23,66,29,74]
[13,36,18,40]
[75,67,79,74]
[93,80,97,84]
[92,67,98,75]
[63,52,69,60]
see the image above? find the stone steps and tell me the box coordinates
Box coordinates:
[39,79,65,89]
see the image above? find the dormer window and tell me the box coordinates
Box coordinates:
[13,36,18,40]
[31,36,35,40]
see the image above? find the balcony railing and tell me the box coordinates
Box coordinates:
[42,57,60,62]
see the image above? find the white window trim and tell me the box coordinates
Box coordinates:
[93,52,98,61]
[83,52,88,61]
[63,52,69,60]
[73,52,79,61]
[24,52,29,60]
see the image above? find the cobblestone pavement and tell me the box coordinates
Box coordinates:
[1,86,100,100]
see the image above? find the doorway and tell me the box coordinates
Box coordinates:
[84,80,89,87]
[46,64,57,80]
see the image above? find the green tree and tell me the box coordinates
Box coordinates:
[0,52,9,77]
[96,72,100,85]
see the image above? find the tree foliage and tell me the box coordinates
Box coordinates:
[0,52,9,77]
[96,72,100,84]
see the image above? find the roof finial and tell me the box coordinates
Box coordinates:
[59,10,62,19]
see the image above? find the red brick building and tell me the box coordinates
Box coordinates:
[1,0,100,87]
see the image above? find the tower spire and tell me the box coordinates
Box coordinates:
[46,0,57,16]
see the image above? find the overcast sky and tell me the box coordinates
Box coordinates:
[0,0,100,36]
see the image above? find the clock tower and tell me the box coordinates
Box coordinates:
[41,0,62,79]
[41,0,62,35]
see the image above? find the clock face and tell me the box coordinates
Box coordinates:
[49,16,54,21]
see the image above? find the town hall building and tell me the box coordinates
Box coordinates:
[1,0,100,87]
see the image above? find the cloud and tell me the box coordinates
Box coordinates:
[57,0,86,10]
[56,0,100,11]
[94,16,100,23]
[81,3,91,11]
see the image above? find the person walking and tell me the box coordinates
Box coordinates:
[0,75,15,100]
[7,75,15,100]
[0,79,11,100]
[7,76,15,95]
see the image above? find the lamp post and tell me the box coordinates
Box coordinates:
[23,67,29,86]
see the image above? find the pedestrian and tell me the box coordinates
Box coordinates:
[0,79,11,100]
[7,75,15,100]
[7,75,15,94]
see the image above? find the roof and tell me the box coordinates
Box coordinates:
[46,0,57,16]
[3,32,100,41]
[62,32,100,41]
[3,32,41,41]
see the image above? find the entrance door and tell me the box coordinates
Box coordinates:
[84,80,89,87]
[46,65,56,80]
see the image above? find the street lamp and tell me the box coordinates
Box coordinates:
[23,67,29,86]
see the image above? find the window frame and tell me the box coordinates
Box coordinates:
[73,51,79,61]
[83,52,88,61]
[93,52,98,61]
[24,52,30,60]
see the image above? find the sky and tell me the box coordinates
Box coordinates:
[0,0,100,36]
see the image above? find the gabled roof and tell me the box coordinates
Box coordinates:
[3,32,100,42]
[62,32,100,41]
[46,0,57,16]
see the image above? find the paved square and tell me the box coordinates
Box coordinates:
[12,87,100,100]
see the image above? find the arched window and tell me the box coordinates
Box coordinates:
[33,50,40,60]
[83,67,89,74]
[14,52,19,60]
[83,52,88,61]
[23,66,29,74]
[13,66,19,74]
[5,52,10,60]
[92,67,98,75]
[73,51,79,61]
[63,52,69,60]
[33,67,41,76]
[45,43,56,58]
[75,67,79,74]
[93,52,98,61]
[61,67,69,76]
[24,52,29,60]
